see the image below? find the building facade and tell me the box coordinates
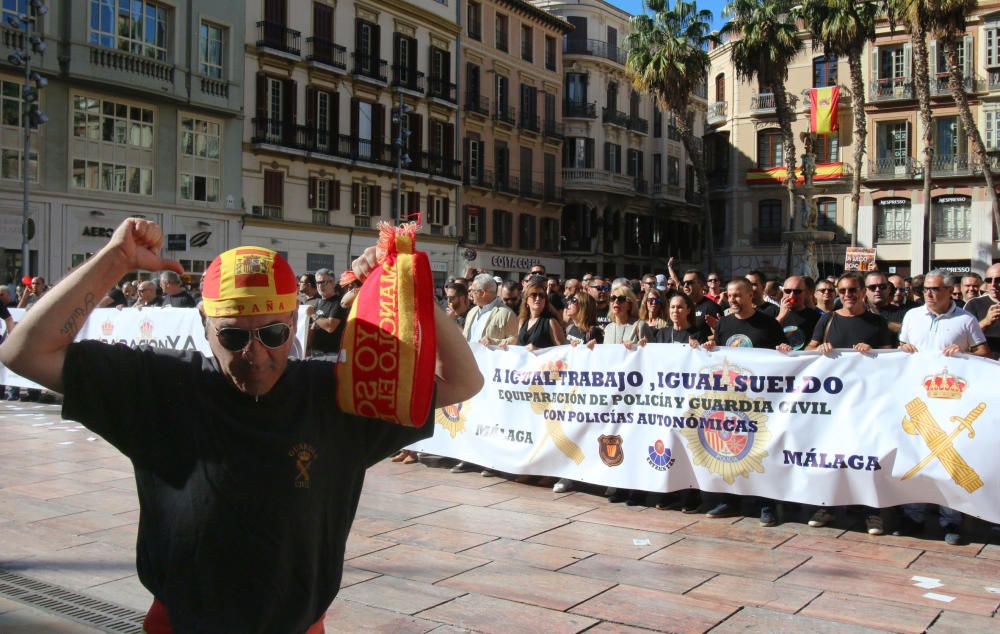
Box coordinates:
[459,0,571,280]
[0,0,245,285]
[243,0,461,285]
[706,32,854,280]
[533,0,705,280]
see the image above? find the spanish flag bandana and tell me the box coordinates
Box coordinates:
[201,247,298,317]
[336,222,437,427]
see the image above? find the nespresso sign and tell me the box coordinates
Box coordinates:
[82,226,115,238]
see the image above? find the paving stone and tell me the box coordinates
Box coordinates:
[337,575,465,615]
[0,520,96,560]
[0,490,86,522]
[59,468,134,485]
[379,524,497,553]
[839,530,986,558]
[570,583,737,633]
[581,624,660,634]
[22,461,97,476]
[644,536,810,581]
[528,520,681,560]
[344,534,396,559]
[3,541,138,591]
[781,533,923,568]
[780,558,1000,616]
[414,505,569,540]
[417,593,598,634]
[480,479,576,499]
[348,544,489,584]
[488,495,598,519]
[438,560,614,611]
[571,506,697,534]
[926,609,1000,633]
[978,544,1000,561]
[0,603,104,632]
[1,477,105,500]
[402,467,503,490]
[51,488,139,515]
[800,591,940,633]
[362,475,433,494]
[686,574,820,613]
[909,550,1000,581]
[560,553,714,594]
[324,599,439,633]
[405,484,519,507]
[350,516,414,537]
[459,537,592,571]
[32,510,136,536]
[84,575,152,612]
[709,606,892,633]
[83,523,139,549]
[356,491,458,522]
[678,518,798,547]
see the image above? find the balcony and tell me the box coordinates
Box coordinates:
[750,92,776,114]
[564,101,597,119]
[543,119,563,140]
[602,107,629,128]
[931,154,974,177]
[519,112,540,133]
[251,205,283,220]
[685,189,703,206]
[868,156,918,179]
[421,153,461,180]
[628,116,649,134]
[634,178,649,195]
[306,37,346,70]
[753,227,784,246]
[251,118,309,150]
[990,68,1000,91]
[391,66,425,93]
[352,52,388,83]
[522,180,543,200]
[494,174,520,195]
[707,101,727,125]
[870,77,913,101]
[256,21,301,57]
[466,169,494,189]
[88,46,174,83]
[493,104,516,126]
[199,76,229,99]
[543,185,562,203]
[931,73,980,96]
[563,38,626,65]
[465,93,489,116]
[562,168,637,192]
[653,183,682,198]
[562,237,596,252]
[428,77,457,104]
[876,225,911,243]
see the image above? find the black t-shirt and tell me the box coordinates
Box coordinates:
[964,296,1000,357]
[810,311,892,349]
[780,307,822,350]
[755,302,780,318]
[654,323,708,345]
[566,323,603,344]
[595,310,611,329]
[61,342,432,633]
[163,291,197,308]
[693,296,721,330]
[106,287,127,307]
[311,298,342,354]
[714,311,786,349]
[548,292,564,311]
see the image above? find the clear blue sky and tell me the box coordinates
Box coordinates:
[611,0,728,30]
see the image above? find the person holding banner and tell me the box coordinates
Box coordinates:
[516,278,565,351]
[964,263,1000,360]
[602,283,641,345]
[564,291,603,347]
[0,218,483,633]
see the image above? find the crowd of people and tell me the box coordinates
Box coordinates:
[408,258,1000,546]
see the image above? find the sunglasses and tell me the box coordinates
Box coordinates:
[610,295,630,304]
[985,277,1000,284]
[837,287,860,295]
[647,297,662,304]
[707,278,720,283]
[866,283,888,291]
[527,292,546,301]
[681,280,696,287]
[565,297,579,305]
[590,285,610,292]
[923,286,944,294]
[216,322,292,352]
[817,288,835,294]
[782,288,803,295]
[317,279,334,286]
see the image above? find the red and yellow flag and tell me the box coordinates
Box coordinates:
[810,86,840,135]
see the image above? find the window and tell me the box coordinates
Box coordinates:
[266,77,283,141]
[817,197,837,230]
[934,195,971,240]
[519,213,536,250]
[876,121,910,165]
[429,196,447,225]
[468,1,481,40]
[668,156,680,185]
[73,96,154,147]
[493,209,513,247]
[358,100,373,159]
[465,205,482,242]
[0,148,37,181]
[199,21,224,79]
[565,73,586,104]
[876,198,911,242]
[653,106,662,137]
[72,160,152,195]
[653,154,661,185]
[604,142,621,173]
[496,13,508,52]
[667,113,680,141]
[878,46,909,80]
[521,24,533,62]
[934,116,961,158]
[179,116,221,203]
[757,129,782,169]
[987,28,1000,68]
[715,73,725,102]
[564,137,593,168]
[540,217,559,251]
[758,200,783,244]
[0,79,39,182]
[351,182,380,216]
[264,169,284,212]
[1,0,25,25]
[813,55,838,87]
[814,134,839,163]
[545,36,556,71]
[986,110,1000,150]
[72,94,154,195]
[89,0,169,61]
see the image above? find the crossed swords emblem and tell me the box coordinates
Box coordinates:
[901,398,985,493]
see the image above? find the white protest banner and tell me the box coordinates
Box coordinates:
[414,344,1000,523]
[0,307,310,389]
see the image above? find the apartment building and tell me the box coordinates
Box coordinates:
[0,0,245,284]
[459,0,571,279]
[244,0,461,284]
[532,0,705,279]
[706,32,854,279]
[859,3,1000,276]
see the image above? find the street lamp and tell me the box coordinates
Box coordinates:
[7,0,48,281]
[393,90,412,220]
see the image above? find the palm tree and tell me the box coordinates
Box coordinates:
[888,0,934,270]
[798,0,880,247]
[925,0,1000,241]
[624,0,720,269]
[723,0,802,257]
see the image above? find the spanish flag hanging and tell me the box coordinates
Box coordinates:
[810,86,840,135]
[336,221,437,427]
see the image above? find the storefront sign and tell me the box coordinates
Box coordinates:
[82,226,115,238]
[167,234,187,251]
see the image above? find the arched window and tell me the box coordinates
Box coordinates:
[816,197,837,230]
[813,55,838,87]
[715,73,725,102]
[758,200,783,244]
[757,129,783,169]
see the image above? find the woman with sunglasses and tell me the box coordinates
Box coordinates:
[602,283,641,345]
[564,291,603,347]
[516,278,566,351]
[638,289,669,341]
[804,271,892,535]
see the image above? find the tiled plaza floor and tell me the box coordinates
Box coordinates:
[0,401,998,633]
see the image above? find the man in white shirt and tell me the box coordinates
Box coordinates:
[897,270,989,546]
[463,273,518,346]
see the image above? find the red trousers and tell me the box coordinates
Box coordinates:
[143,598,326,633]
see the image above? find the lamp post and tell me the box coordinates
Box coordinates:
[393,89,412,220]
[7,0,48,281]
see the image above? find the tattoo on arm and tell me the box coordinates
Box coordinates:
[60,293,96,338]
